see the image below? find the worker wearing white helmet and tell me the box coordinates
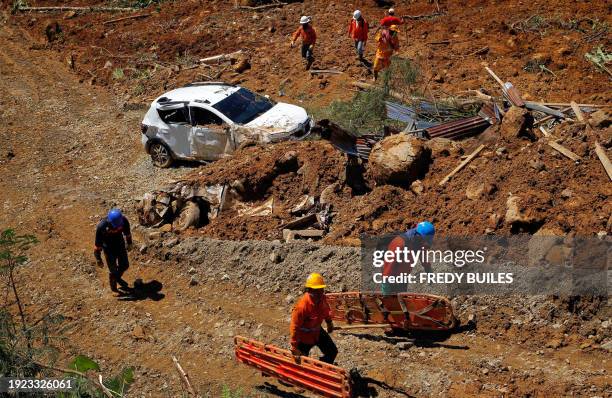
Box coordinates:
[291,16,317,70]
[348,10,369,61]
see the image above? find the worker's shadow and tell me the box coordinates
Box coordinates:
[344,321,475,350]
[350,368,415,397]
[256,382,307,398]
[117,279,165,301]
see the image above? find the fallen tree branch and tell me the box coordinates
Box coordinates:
[439,144,486,186]
[594,142,612,181]
[238,2,286,10]
[103,13,150,25]
[402,12,444,20]
[32,361,114,398]
[200,50,243,64]
[17,6,137,12]
[172,355,198,397]
[309,69,343,75]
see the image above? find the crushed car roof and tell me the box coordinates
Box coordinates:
[156,84,241,106]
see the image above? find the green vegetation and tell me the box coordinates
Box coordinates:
[1,228,135,397]
[310,57,418,134]
[585,46,612,77]
[112,68,125,80]
[221,385,244,398]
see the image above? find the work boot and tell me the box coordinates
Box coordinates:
[109,275,118,292]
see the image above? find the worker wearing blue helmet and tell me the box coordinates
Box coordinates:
[381,221,435,295]
[94,208,133,293]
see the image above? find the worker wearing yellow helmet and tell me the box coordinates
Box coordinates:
[289,273,337,364]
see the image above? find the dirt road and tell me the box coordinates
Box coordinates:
[0,17,609,398]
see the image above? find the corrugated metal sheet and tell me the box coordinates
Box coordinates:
[426,116,490,140]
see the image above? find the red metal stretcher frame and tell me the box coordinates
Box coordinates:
[234,336,352,398]
[326,292,458,331]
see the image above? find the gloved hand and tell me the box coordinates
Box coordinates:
[309,45,314,51]
[326,320,334,334]
[94,250,103,268]
[291,347,302,363]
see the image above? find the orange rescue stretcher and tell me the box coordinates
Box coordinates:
[234,336,352,398]
[326,292,458,331]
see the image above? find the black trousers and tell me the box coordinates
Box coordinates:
[297,328,337,364]
[301,43,314,61]
[103,247,129,290]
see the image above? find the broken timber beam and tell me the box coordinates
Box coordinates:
[17,6,137,12]
[284,213,317,230]
[570,101,586,122]
[548,141,581,162]
[484,67,525,107]
[439,144,486,186]
[199,50,243,64]
[594,142,612,181]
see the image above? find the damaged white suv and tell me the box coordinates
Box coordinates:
[141,82,313,167]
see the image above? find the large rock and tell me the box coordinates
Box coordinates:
[426,137,462,158]
[588,110,611,128]
[505,190,552,228]
[500,106,533,140]
[368,134,431,186]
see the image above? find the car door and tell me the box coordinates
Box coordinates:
[155,102,192,158]
[189,106,234,161]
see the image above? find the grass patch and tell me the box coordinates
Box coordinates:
[221,385,243,398]
[112,68,125,80]
[585,46,612,76]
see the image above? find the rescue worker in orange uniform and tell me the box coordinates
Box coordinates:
[348,10,369,61]
[291,16,317,70]
[373,25,400,80]
[290,273,337,364]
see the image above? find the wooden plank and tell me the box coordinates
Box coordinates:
[570,101,586,122]
[284,213,317,230]
[548,141,581,162]
[594,142,612,181]
[485,66,505,87]
[439,144,486,186]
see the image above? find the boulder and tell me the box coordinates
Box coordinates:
[505,190,552,228]
[426,137,462,158]
[588,110,611,128]
[368,134,431,186]
[500,106,534,140]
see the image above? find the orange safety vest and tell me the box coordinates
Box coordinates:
[290,293,331,347]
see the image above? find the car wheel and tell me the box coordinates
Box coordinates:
[150,142,173,168]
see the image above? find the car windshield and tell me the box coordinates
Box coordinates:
[212,88,275,125]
